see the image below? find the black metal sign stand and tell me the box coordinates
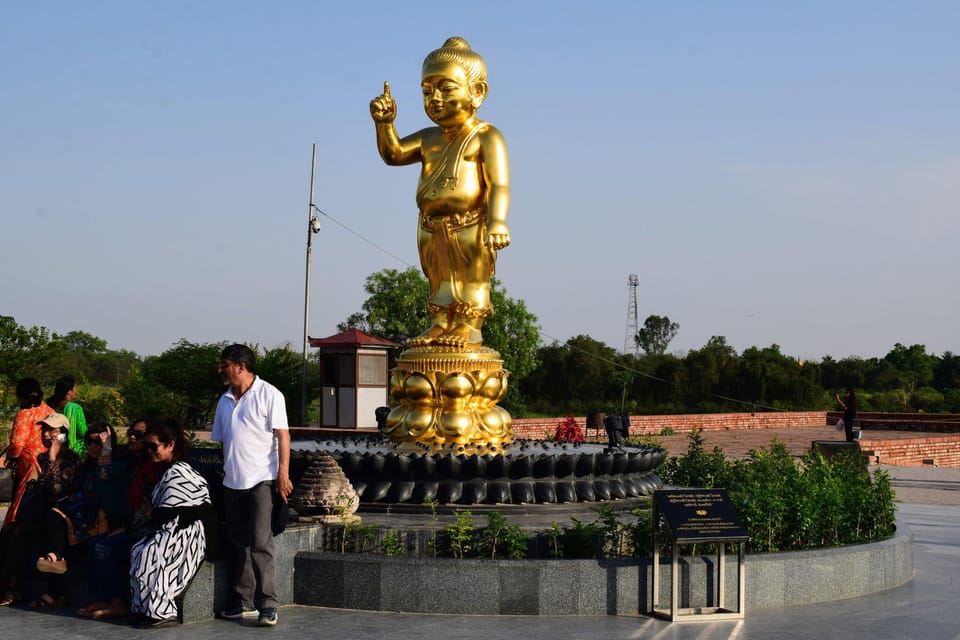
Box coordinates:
[651,488,748,622]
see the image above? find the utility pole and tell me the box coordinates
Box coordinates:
[301,144,319,427]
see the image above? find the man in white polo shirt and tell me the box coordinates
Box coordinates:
[211,344,292,627]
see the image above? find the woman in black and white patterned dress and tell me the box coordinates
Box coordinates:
[128,418,213,629]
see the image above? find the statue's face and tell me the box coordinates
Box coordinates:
[421,61,479,128]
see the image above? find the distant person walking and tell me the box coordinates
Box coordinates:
[211,344,291,627]
[48,376,88,458]
[836,388,858,443]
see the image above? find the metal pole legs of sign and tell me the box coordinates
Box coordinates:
[651,492,746,622]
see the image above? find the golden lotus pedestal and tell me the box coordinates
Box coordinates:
[384,346,512,453]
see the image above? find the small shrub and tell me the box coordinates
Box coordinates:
[424,498,440,558]
[554,415,584,442]
[627,433,663,448]
[354,524,377,553]
[594,503,626,558]
[659,426,676,436]
[628,507,654,556]
[547,521,564,558]
[446,510,476,559]
[381,530,404,557]
[562,517,599,558]
[482,511,508,559]
[503,525,527,559]
[334,493,356,553]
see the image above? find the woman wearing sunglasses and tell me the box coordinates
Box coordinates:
[128,418,214,629]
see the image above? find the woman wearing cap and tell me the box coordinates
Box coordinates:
[0,413,80,607]
[34,423,128,610]
[48,376,88,458]
[1,378,52,526]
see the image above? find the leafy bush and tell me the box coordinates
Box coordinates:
[80,384,127,426]
[659,430,897,553]
[381,530,404,556]
[446,510,476,559]
[659,428,735,488]
[503,524,528,559]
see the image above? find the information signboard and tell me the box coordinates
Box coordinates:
[654,489,748,543]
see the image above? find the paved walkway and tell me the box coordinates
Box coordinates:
[0,501,955,639]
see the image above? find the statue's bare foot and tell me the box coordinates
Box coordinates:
[435,323,481,349]
[409,324,446,347]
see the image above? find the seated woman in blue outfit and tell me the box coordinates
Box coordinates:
[76,419,162,620]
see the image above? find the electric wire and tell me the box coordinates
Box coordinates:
[313,205,415,269]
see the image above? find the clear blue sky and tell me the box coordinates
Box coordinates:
[2,1,957,361]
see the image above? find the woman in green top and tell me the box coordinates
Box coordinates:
[48,376,87,457]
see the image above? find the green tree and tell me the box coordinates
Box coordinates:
[635,315,679,356]
[89,349,141,387]
[50,330,107,384]
[836,356,868,390]
[483,278,541,414]
[682,336,738,410]
[120,374,187,421]
[337,267,431,345]
[934,352,960,392]
[140,339,227,426]
[525,336,620,414]
[882,343,936,393]
[257,343,318,426]
[0,316,58,415]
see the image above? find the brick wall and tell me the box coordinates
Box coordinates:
[827,412,960,433]
[511,411,827,440]
[860,435,960,468]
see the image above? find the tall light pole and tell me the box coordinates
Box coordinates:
[301,144,320,427]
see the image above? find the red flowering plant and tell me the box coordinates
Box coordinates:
[553,415,584,443]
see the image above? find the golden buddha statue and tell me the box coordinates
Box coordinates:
[370,37,513,448]
[370,36,510,350]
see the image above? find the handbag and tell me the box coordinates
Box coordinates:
[0,448,13,502]
[0,468,13,503]
[56,492,102,533]
[15,479,45,524]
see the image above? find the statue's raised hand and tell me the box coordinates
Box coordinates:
[370,81,397,123]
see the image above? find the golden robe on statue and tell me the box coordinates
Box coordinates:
[416,120,496,322]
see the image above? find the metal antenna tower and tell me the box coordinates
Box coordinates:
[623,274,640,356]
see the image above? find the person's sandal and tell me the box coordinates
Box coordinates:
[0,591,17,607]
[92,605,131,620]
[30,594,66,610]
[77,601,110,617]
[36,554,67,574]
